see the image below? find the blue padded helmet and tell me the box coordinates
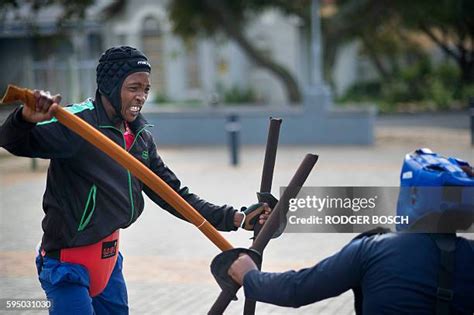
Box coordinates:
[396,148,474,231]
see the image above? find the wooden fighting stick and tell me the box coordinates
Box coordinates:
[208,153,319,315]
[1,84,234,252]
[245,117,281,315]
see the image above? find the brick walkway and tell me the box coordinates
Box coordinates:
[0,120,472,314]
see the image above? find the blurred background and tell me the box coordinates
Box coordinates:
[0,0,473,314]
[2,0,474,110]
[1,0,474,145]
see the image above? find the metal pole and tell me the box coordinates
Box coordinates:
[311,0,322,87]
[469,97,474,146]
[226,114,240,166]
[31,158,37,171]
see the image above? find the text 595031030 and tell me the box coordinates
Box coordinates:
[1,299,51,310]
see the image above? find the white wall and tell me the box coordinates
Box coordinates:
[246,10,301,104]
[333,41,359,97]
[102,2,302,104]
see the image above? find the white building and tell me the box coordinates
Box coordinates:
[0,1,375,145]
[0,0,307,106]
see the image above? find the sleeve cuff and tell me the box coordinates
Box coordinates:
[242,269,260,298]
[228,209,239,231]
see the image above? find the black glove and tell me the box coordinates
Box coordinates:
[240,203,265,230]
[210,248,262,300]
[256,192,286,239]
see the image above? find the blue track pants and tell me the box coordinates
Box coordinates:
[35,252,128,314]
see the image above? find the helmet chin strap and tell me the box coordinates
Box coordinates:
[98,91,124,126]
[109,83,125,122]
[110,110,124,127]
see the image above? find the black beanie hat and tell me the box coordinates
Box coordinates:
[96,46,151,118]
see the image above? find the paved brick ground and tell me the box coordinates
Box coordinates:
[0,119,472,314]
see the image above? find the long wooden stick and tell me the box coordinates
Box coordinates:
[259,118,282,194]
[1,85,233,252]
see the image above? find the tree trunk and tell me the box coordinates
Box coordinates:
[202,0,301,103]
[419,24,474,84]
[457,42,474,84]
[459,58,474,85]
[360,34,390,81]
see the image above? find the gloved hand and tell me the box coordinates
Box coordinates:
[239,203,271,230]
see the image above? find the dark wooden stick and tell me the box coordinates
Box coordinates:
[259,118,282,193]
[244,117,282,315]
[208,154,319,315]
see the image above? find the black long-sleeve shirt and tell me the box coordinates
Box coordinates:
[243,233,474,314]
[0,99,238,251]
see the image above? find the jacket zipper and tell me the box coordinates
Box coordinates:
[99,124,149,224]
[128,124,153,151]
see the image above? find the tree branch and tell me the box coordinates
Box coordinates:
[202,0,301,103]
[419,23,460,61]
[272,0,310,25]
[360,33,390,80]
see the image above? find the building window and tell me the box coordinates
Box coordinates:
[141,16,165,95]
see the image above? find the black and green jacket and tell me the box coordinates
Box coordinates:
[0,99,238,251]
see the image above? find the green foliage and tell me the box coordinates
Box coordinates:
[213,81,258,105]
[168,0,249,39]
[167,0,311,39]
[338,81,382,103]
[427,78,452,110]
[222,85,257,104]
[339,60,470,112]
[460,84,474,102]
[168,1,218,39]
[153,94,169,103]
[328,0,474,84]
[395,57,432,102]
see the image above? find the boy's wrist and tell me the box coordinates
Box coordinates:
[233,212,245,228]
